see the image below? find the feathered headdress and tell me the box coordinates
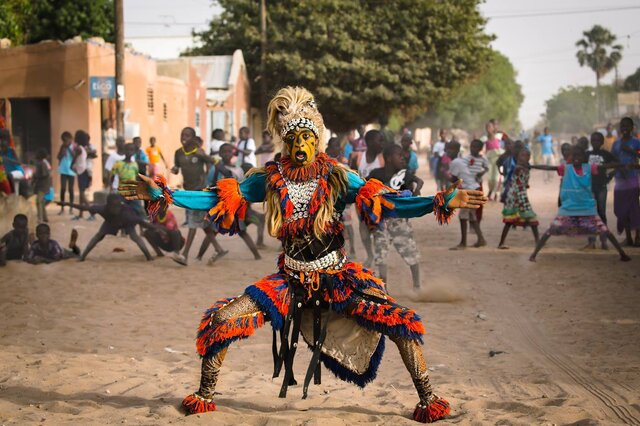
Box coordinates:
[266,86,325,154]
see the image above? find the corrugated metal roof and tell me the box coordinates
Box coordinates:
[189,56,232,90]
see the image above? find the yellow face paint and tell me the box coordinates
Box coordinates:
[284,128,318,166]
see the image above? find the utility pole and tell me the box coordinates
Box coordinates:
[260,0,267,124]
[115,0,125,138]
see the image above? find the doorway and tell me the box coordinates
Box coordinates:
[9,98,51,164]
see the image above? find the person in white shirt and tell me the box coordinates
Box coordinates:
[350,129,385,268]
[448,140,487,249]
[235,127,257,168]
[104,136,126,190]
[207,128,226,163]
[72,130,89,219]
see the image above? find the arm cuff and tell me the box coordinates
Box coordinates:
[433,188,457,225]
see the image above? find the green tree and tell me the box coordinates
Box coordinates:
[185,0,492,132]
[0,0,114,46]
[544,85,616,134]
[413,51,523,134]
[622,67,640,92]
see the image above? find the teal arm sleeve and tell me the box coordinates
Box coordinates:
[391,188,457,218]
[345,171,365,203]
[150,171,267,211]
[171,190,218,210]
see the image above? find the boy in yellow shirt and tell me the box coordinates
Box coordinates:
[145,136,168,176]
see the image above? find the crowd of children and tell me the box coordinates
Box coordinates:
[2,117,639,280]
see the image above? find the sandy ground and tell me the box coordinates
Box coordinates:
[1,166,639,426]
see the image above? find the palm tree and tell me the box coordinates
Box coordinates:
[576,25,623,121]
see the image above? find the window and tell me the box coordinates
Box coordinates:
[163,102,168,121]
[146,89,154,113]
[195,107,201,129]
[240,110,248,127]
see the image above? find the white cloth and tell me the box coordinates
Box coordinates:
[72,145,87,175]
[432,140,446,157]
[208,139,226,162]
[449,157,480,190]
[103,128,117,152]
[85,143,96,175]
[236,138,257,167]
[105,152,125,189]
[463,154,489,183]
[358,153,381,178]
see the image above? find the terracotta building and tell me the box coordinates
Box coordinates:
[175,50,259,142]
[0,38,206,194]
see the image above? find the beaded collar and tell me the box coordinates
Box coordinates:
[265,153,341,238]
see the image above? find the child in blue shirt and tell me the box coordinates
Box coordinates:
[530,146,633,262]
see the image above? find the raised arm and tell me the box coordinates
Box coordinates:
[119,171,267,235]
[529,164,558,171]
[345,170,486,229]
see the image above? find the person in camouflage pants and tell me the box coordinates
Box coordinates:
[368,144,423,290]
[373,216,421,289]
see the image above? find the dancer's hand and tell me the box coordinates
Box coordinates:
[119,174,158,201]
[445,179,487,209]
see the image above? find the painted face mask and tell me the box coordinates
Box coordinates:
[284,127,318,166]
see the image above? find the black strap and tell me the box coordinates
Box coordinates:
[279,287,305,398]
[273,281,294,378]
[302,276,333,399]
[312,290,322,385]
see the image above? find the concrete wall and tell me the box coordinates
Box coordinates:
[0,40,207,195]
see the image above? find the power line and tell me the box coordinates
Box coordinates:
[126,21,207,26]
[487,5,640,19]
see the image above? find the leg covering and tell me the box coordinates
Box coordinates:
[182,348,227,414]
[390,336,450,423]
[183,295,262,415]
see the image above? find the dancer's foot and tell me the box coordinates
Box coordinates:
[412,395,450,423]
[449,244,466,251]
[529,254,536,262]
[497,244,509,250]
[620,254,631,262]
[601,241,609,250]
[257,242,267,249]
[182,392,216,415]
[582,242,596,250]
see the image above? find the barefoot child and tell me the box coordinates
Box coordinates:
[448,141,487,249]
[0,214,29,265]
[197,143,261,263]
[146,136,168,177]
[498,148,540,248]
[611,117,640,247]
[585,131,616,250]
[25,224,80,264]
[59,194,153,261]
[464,139,489,222]
[111,143,145,219]
[530,145,632,262]
[369,144,424,289]
[142,209,185,261]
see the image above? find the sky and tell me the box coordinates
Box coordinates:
[124,0,640,129]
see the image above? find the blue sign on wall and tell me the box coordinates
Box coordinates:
[89,76,115,99]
